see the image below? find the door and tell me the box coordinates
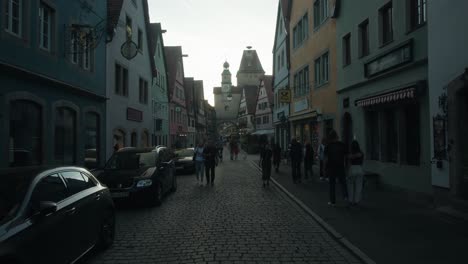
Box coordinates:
[60,171,99,258]
[25,173,70,264]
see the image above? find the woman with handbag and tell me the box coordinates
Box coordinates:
[347,140,364,206]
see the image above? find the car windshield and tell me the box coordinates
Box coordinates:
[0,175,30,225]
[105,151,156,170]
[176,149,194,158]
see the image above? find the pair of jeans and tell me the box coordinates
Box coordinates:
[205,163,215,183]
[195,161,205,182]
[328,168,348,204]
[291,160,301,182]
[347,165,364,204]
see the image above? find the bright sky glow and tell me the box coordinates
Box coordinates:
[148,0,277,106]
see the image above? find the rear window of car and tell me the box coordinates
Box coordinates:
[175,149,194,157]
[105,151,157,169]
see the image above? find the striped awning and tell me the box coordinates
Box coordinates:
[355,87,416,107]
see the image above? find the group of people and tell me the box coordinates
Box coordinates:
[193,141,219,186]
[259,130,364,206]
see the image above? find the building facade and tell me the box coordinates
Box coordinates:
[194,80,207,144]
[148,23,170,147]
[106,0,153,160]
[165,46,189,148]
[213,61,241,122]
[289,0,338,154]
[253,76,275,142]
[1,0,107,169]
[428,0,468,203]
[204,100,217,141]
[273,0,291,150]
[184,77,197,147]
[336,0,430,193]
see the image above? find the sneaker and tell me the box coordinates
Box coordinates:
[328,202,335,206]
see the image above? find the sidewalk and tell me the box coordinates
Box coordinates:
[247,151,468,264]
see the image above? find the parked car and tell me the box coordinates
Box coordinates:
[0,166,115,264]
[92,146,176,206]
[174,148,196,174]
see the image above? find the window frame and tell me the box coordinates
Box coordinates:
[4,0,23,37]
[379,1,394,47]
[39,2,53,52]
[343,33,351,66]
[408,0,427,31]
[137,28,143,52]
[358,19,370,58]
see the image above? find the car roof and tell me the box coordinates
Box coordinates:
[117,147,160,153]
[0,166,91,184]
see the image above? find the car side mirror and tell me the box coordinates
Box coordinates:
[37,201,57,216]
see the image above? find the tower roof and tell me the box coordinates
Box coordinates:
[237,49,265,76]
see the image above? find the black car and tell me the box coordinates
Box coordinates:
[175,148,196,173]
[92,146,177,206]
[0,166,115,264]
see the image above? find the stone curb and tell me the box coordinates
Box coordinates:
[249,159,376,264]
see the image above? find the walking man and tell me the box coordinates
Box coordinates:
[203,141,217,186]
[324,130,348,206]
[290,138,303,184]
[260,142,273,187]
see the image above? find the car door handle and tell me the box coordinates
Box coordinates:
[95,194,101,201]
[66,207,76,215]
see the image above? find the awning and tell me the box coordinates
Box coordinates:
[252,129,275,135]
[355,87,416,107]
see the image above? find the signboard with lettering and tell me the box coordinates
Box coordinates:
[365,41,412,78]
[294,98,308,113]
[127,108,143,122]
[279,89,291,103]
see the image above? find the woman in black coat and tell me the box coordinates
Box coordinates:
[260,143,273,187]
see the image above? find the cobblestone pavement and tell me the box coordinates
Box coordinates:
[88,152,362,264]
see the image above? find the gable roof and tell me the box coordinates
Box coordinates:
[164,46,184,96]
[142,0,156,78]
[241,85,259,115]
[272,0,291,71]
[148,22,170,101]
[263,75,274,104]
[237,49,265,76]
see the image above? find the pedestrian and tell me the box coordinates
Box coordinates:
[347,140,364,206]
[260,142,273,187]
[233,140,239,160]
[203,141,217,186]
[318,138,326,181]
[272,143,282,173]
[304,142,314,180]
[193,142,205,186]
[290,138,303,184]
[324,130,348,206]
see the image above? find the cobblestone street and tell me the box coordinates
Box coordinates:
[89,155,362,264]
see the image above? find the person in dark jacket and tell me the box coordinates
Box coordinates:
[324,130,348,206]
[203,141,218,186]
[290,138,303,184]
[260,143,273,187]
[272,143,282,173]
[304,142,314,180]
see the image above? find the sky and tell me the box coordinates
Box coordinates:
[147,0,278,106]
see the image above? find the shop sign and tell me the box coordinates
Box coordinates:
[294,98,308,113]
[127,108,143,122]
[279,89,291,103]
[365,41,412,78]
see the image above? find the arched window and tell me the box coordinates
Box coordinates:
[84,112,100,169]
[141,130,149,147]
[131,132,137,147]
[9,100,43,167]
[55,107,77,164]
[114,129,126,150]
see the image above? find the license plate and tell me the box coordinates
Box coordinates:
[111,192,129,198]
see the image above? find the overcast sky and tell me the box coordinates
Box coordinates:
[148,0,277,106]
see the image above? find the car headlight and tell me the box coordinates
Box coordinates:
[136,179,152,188]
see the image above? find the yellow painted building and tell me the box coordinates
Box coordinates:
[289,0,338,148]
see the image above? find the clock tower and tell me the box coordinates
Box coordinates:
[221,61,232,93]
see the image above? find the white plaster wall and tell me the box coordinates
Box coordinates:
[428,0,468,188]
[106,0,153,160]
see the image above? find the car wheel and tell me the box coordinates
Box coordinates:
[150,183,163,206]
[171,173,177,192]
[97,211,115,249]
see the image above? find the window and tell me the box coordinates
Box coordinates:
[62,171,94,195]
[380,2,393,45]
[137,28,143,51]
[9,100,42,167]
[281,48,285,68]
[55,107,76,165]
[315,52,329,87]
[31,174,67,203]
[343,34,351,66]
[141,131,149,147]
[70,31,79,64]
[115,64,128,96]
[359,19,370,57]
[256,117,261,125]
[84,113,99,169]
[39,2,53,51]
[263,116,269,124]
[82,37,91,70]
[125,15,132,40]
[131,132,137,147]
[314,0,329,28]
[293,13,308,48]
[409,0,426,29]
[139,78,148,104]
[5,0,22,36]
[294,66,309,97]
